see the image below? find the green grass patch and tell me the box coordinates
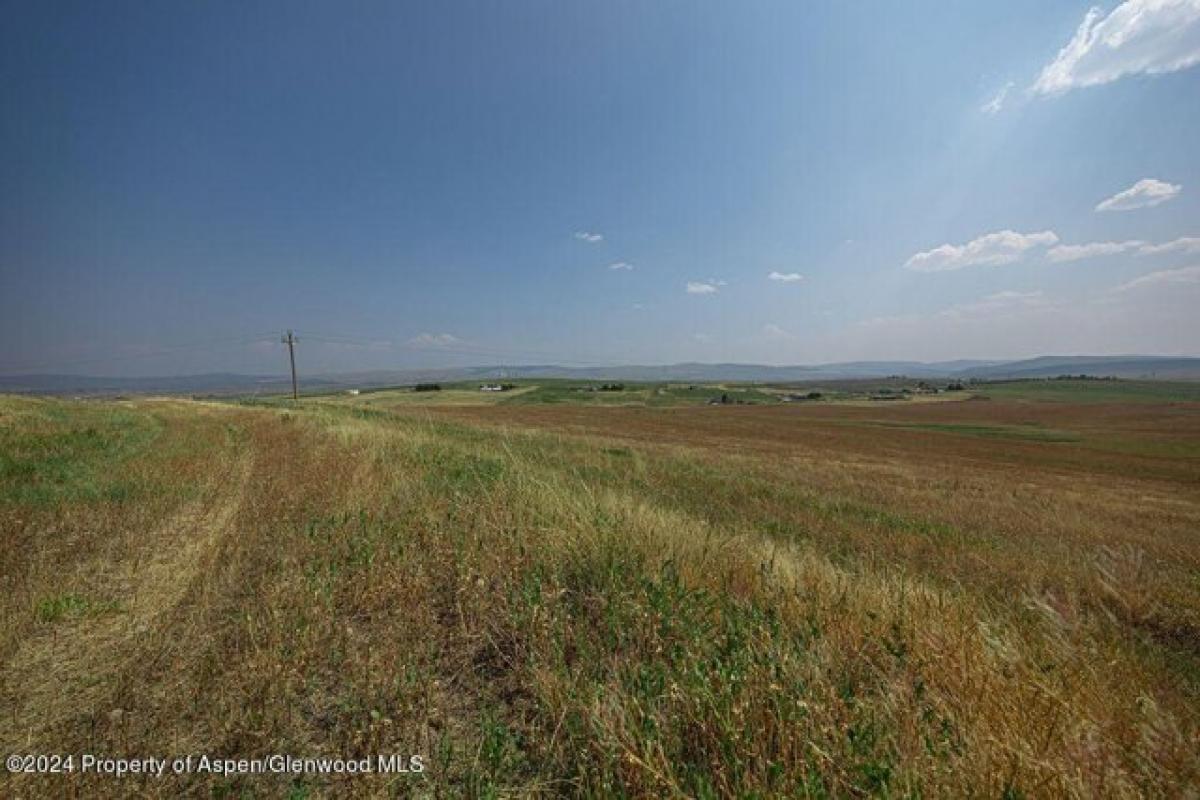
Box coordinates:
[868,421,1082,443]
[497,380,781,407]
[500,382,650,406]
[979,379,1200,404]
[35,593,122,623]
[487,549,910,796]
[421,451,507,494]
[0,399,162,505]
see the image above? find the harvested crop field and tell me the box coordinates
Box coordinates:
[418,397,1200,480]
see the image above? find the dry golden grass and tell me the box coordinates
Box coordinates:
[0,391,1197,797]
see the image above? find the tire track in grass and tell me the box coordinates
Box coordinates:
[0,447,252,753]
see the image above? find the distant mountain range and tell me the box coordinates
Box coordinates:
[2,355,1198,396]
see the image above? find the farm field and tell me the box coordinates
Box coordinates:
[307,380,785,408]
[303,377,1200,411]
[974,378,1200,404]
[1,381,1198,797]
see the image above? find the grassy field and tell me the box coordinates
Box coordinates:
[297,376,1200,410]
[976,378,1200,404]
[302,380,783,409]
[1,382,1198,797]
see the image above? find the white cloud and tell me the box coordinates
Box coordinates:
[1112,264,1200,291]
[1047,240,1145,262]
[983,290,1043,302]
[903,230,1059,272]
[573,231,603,243]
[981,81,1014,114]
[857,290,1053,329]
[1095,178,1181,211]
[762,323,794,339]
[608,261,633,270]
[939,290,1053,320]
[686,281,719,294]
[1137,235,1200,255]
[836,279,1197,361]
[1033,0,1200,95]
[767,271,804,283]
[693,333,714,343]
[406,332,461,348]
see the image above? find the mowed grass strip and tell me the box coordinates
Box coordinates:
[0,393,1197,797]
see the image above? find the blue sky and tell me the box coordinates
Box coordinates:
[1,1,1198,375]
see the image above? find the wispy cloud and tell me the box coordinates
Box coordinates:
[573,231,603,243]
[762,323,794,339]
[1033,0,1200,95]
[608,261,633,270]
[981,81,1014,114]
[1137,236,1200,256]
[857,290,1053,329]
[686,281,719,294]
[843,281,1195,361]
[982,290,1044,303]
[767,271,804,283]
[942,290,1051,319]
[1095,178,1181,212]
[1049,234,1200,261]
[406,332,461,348]
[1047,240,1145,262]
[1112,264,1200,292]
[903,230,1058,272]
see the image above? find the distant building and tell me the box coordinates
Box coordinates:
[346,389,360,395]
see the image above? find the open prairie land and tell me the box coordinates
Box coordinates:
[1,381,1198,797]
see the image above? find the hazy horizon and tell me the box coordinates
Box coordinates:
[7,354,1200,385]
[3,2,1199,377]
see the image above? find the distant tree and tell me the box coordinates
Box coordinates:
[414,383,442,392]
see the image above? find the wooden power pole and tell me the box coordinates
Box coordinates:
[282,330,298,400]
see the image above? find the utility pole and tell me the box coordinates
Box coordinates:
[282,329,298,400]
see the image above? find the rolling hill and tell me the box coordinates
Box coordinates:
[2,355,1198,395]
